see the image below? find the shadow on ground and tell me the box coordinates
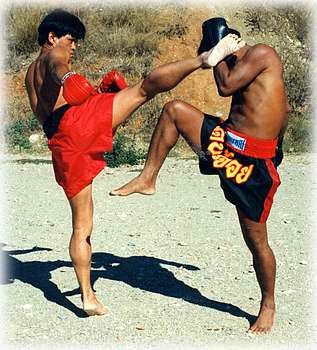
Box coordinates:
[1,244,256,324]
[0,244,86,318]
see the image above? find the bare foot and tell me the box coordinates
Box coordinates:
[109,175,155,196]
[83,298,108,316]
[201,33,245,67]
[248,304,275,335]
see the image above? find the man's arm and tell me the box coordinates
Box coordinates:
[25,62,38,114]
[213,44,277,97]
[278,98,291,139]
[46,48,71,84]
[47,48,96,105]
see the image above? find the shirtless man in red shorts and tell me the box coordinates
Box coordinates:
[110,18,290,334]
[25,10,243,317]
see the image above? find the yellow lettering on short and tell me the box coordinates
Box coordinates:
[236,165,254,184]
[210,126,225,142]
[207,141,223,158]
[225,159,243,178]
[213,155,232,168]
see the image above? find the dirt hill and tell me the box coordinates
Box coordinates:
[153,8,231,118]
[150,8,232,156]
[8,8,233,157]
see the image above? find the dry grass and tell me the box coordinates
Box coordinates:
[5,5,187,158]
[5,5,313,155]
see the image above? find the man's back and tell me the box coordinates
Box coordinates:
[25,42,73,125]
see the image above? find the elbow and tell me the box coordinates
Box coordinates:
[215,78,233,97]
[214,71,233,97]
[217,85,232,97]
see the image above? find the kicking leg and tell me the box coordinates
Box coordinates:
[110,100,204,196]
[111,34,245,129]
[237,208,276,334]
[68,184,107,316]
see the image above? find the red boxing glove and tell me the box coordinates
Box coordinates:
[98,70,128,93]
[62,72,95,105]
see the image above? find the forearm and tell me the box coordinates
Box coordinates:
[213,61,233,97]
[141,56,203,98]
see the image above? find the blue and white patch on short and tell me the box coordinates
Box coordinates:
[226,131,246,151]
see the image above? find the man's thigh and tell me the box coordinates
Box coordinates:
[112,82,147,130]
[166,100,205,154]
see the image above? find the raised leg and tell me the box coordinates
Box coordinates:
[110,100,205,196]
[236,208,276,334]
[112,57,205,130]
[68,184,107,316]
[111,35,244,129]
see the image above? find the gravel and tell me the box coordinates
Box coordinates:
[1,153,316,349]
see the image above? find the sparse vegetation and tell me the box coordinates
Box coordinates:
[104,132,146,168]
[5,5,187,164]
[5,113,38,151]
[5,5,313,160]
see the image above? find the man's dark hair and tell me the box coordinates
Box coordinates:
[37,9,86,46]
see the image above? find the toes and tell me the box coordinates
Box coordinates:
[248,326,271,335]
[109,190,119,196]
[109,188,125,196]
[247,326,256,333]
[85,308,107,316]
[84,304,108,316]
[238,39,246,47]
[109,191,125,196]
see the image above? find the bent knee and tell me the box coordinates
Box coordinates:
[162,100,188,122]
[245,232,270,252]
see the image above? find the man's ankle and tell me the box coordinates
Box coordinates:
[261,298,275,309]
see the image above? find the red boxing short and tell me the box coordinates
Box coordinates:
[199,114,282,223]
[45,93,115,199]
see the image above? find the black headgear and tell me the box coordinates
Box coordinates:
[197,17,240,54]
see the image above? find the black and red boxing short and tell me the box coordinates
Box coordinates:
[43,93,115,199]
[199,114,283,223]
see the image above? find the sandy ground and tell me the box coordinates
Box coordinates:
[1,153,316,349]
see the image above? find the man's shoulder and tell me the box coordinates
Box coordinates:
[250,43,280,60]
[26,60,36,72]
[46,46,69,63]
